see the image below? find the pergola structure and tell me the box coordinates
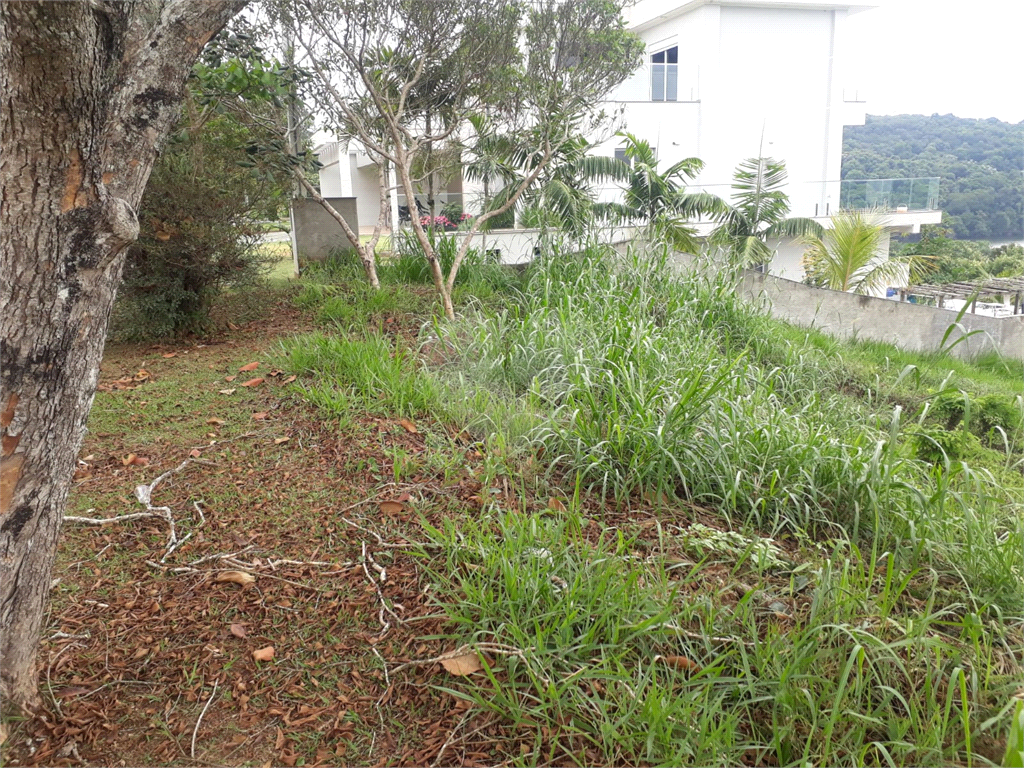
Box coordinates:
[903,277,1024,315]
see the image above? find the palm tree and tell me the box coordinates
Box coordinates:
[711,157,825,268]
[519,134,632,236]
[801,210,936,294]
[466,128,631,236]
[597,132,727,252]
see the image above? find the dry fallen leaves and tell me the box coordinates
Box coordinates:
[161,352,177,359]
[241,378,265,388]
[230,623,247,639]
[281,375,297,384]
[219,388,236,395]
[206,417,226,426]
[548,498,567,512]
[239,362,260,372]
[252,646,275,662]
[440,653,482,676]
[399,418,418,434]
[274,436,290,445]
[189,449,202,459]
[214,571,256,588]
[379,500,404,515]
[252,412,269,420]
[121,454,149,467]
[224,375,237,382]
[656,654,701,673]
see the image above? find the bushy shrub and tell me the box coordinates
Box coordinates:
[113,135,278,340]
[111,45,292,340]
[975,393,1023,441]
[908,424,982,464]
[927,389,1022,446]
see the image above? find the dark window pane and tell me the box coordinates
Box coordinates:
[651,50,665,63]
[614,148,627,162]
[666,64,677,101]
[667,46,678,64]
[651,64,665,100]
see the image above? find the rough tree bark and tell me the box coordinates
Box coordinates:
[0,0,245,709]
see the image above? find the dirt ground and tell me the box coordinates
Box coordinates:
[3,294,525,768]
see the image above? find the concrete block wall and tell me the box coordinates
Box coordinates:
[665,252,1024,362]
[292,197,360,263]
[740,271,1024,361]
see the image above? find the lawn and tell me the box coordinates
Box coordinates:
[4,239,1021,767]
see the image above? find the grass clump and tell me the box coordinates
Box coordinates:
[280,331,442,419]
[422,508,1019,766]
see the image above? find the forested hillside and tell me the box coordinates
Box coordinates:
[842,114,1023,240]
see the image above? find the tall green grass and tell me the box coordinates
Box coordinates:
[433,243,1021,610]
[284,236,1022,765]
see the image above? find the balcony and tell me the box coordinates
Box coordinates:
[839,177,940,213]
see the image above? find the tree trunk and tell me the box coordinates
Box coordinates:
[0,0,244,710]
[395,154,454,318]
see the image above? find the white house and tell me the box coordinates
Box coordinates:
[580,0,941,280]
[316,0,941,279]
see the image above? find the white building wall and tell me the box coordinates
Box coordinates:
[316,143,348,197]
[350,156,383,234]
[600,2,870,220]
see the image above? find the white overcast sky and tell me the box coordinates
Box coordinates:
[843,0,1024,123]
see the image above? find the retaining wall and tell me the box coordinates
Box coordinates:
[666,252,1024,361]
[292,197,360,262]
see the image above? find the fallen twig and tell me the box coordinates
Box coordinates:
[432,710,472,768]
[361,541,403,637]
[65,456,199,561]
[65,434,268,561]
[184,546,256,567]
[45,641,83,719]
[190,678,219,759]
[645,621,755,648]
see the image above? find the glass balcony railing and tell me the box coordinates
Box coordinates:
[839,177,940,212]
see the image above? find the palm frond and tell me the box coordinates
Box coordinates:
[593,201,638,223]
[662,156,704,182]
[674,190,730,220]
[732,234,774,267]
[800,210,923,294]
[575,154,632,183]
[766,217,825,240]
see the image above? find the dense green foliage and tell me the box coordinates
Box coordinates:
[842,114,1024,240]
[895,226,1024,285]
[113,38,296,340]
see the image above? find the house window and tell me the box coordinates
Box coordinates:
[651,46,678,102]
